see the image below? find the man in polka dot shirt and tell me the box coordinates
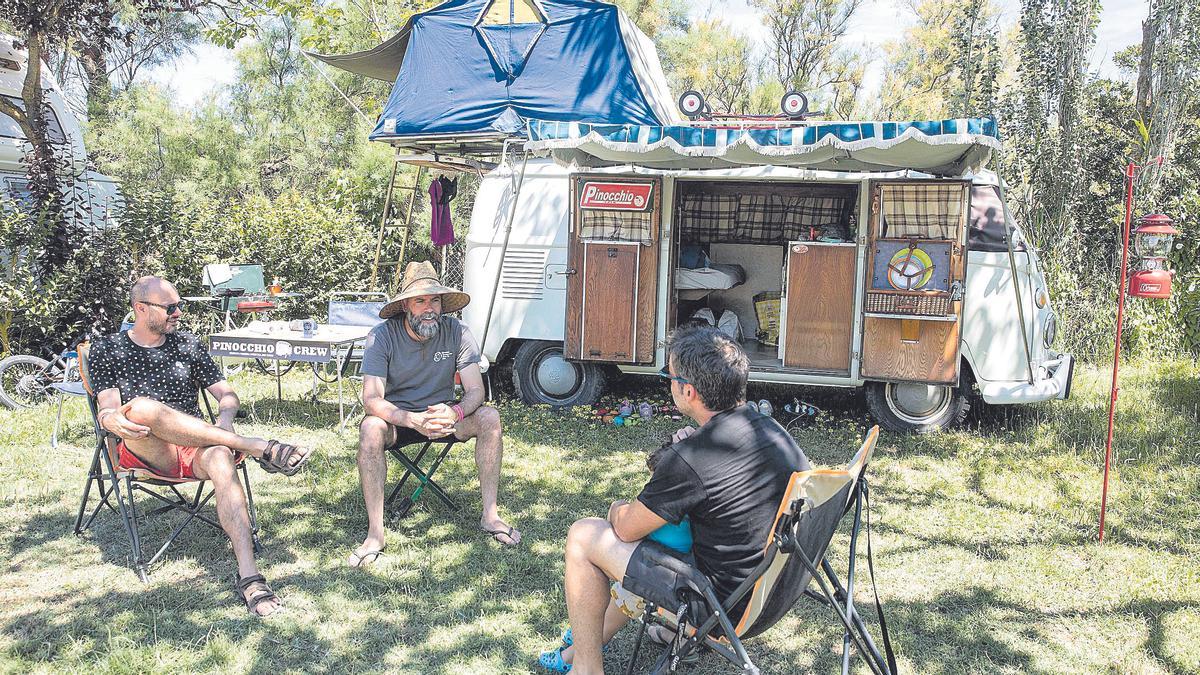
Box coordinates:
[88,276,314,617]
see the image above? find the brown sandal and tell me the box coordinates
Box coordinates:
[235,574,281,616]
[255,440,311,476]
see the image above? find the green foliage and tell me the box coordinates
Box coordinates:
[876,0,1002,119]
[659,18,757,113]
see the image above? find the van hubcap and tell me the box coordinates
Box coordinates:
[534,350,581,397]
[885,382,952,424]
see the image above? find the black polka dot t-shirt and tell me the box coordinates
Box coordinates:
[88,331,224,419]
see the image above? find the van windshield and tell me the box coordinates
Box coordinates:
[0,95,67,143]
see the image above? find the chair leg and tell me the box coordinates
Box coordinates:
[241,463,262,554]
[115,472,150,583]
[74,446,105,535]
[625,606,655,675]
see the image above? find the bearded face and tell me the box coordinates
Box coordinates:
[404,295,443,339]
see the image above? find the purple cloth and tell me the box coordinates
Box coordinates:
[429,180,454,246]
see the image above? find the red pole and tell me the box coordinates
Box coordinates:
[1099,162,1137,542]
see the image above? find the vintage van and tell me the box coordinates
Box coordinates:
[459,119,1074,432]
[0,35,120,229]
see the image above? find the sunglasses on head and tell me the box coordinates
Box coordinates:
[657,365,689,386]
[140,300,185,314]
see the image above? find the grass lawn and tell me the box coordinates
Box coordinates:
[1,358,1198,674]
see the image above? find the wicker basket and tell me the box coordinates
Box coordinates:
[865,292,952,317]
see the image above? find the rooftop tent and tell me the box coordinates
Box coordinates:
[309,0,680,148]
[524,117,1003,175]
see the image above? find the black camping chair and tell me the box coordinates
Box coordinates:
[384,433,460,518]
[622,426,896,675]
[72,341,261,582]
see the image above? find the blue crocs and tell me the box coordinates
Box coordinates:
[538,646,572,673]
[562,628,573,647]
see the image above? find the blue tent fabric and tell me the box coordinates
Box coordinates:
[367,0,673,140]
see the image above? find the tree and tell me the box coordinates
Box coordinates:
[660,18,757,114]
[0,0,189,273]
[749,0,868,118]
[877,0,1003,119]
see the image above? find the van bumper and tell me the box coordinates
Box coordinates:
[977,353,1074,404]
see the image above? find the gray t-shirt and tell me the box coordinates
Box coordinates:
[361,315,481,411]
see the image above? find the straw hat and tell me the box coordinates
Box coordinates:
[379,261,471,319]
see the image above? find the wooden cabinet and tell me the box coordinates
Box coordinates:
[783,243,856,373]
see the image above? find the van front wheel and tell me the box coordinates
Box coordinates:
[864,379,970,434]
[512,341,606,407]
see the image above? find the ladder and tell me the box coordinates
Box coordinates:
[369,161,425,293]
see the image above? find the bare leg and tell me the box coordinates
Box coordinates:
[564,517,640,674]
[559,601,632,664]
[455,406,521,545]
[350,415,395,564]
[121,397,310,471]
[192,445,280,616]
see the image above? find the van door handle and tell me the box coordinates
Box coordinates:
[562,268,577,276]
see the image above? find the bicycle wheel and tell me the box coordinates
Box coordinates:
[0,355,54,409]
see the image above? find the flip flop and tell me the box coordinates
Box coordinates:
[346,547,385,568]
[481,524,521,547]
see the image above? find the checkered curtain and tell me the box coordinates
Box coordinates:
[783,195,850,241]
[734,195,786,243]
[880,184,963,239]
[677,194,738,242]
[580,209,653,243]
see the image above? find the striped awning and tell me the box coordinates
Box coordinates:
[524,117,1001,174]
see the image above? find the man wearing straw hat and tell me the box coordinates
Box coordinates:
[348,261,521,566]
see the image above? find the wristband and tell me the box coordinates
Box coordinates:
[452,404,465,422]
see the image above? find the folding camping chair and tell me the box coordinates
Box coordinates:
[622,426,896,675]
[72,342,261,582]
[326,291,387,429]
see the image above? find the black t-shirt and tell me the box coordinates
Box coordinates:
[87,331,224,419]
[637,405,811,604]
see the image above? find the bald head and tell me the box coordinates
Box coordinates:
[130,276,177,305]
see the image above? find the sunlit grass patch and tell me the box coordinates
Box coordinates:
[0,358,1197,673]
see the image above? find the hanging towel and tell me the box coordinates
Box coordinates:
[429,178,455,246]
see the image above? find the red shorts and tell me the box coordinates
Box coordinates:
[115,440,213,480]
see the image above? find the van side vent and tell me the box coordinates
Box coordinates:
[501,249,548,300]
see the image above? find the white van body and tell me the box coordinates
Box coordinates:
[0,35,121,230]
[461,159,1073,432]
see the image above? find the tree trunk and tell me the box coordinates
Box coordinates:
[80,40,113,123]
[1135,16,1157,120]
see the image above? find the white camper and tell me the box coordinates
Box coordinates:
[460,118,1073,433]
[0,35,120,229]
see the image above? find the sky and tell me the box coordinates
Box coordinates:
[151,0,1149,109]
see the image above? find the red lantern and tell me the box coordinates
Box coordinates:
[1128,213,1178,299]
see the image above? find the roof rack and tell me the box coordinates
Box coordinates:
[379,132,519,159]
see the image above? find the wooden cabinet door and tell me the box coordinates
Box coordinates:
[578,242,639,360]
[564,175,660,363]
[783,243,856,372]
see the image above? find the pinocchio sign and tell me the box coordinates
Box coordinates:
[579,181,654,211]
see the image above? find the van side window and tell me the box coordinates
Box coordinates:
[968,185,1024,252]
[0,95,67,143]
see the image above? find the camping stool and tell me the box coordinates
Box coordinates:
[385,436,460,518]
